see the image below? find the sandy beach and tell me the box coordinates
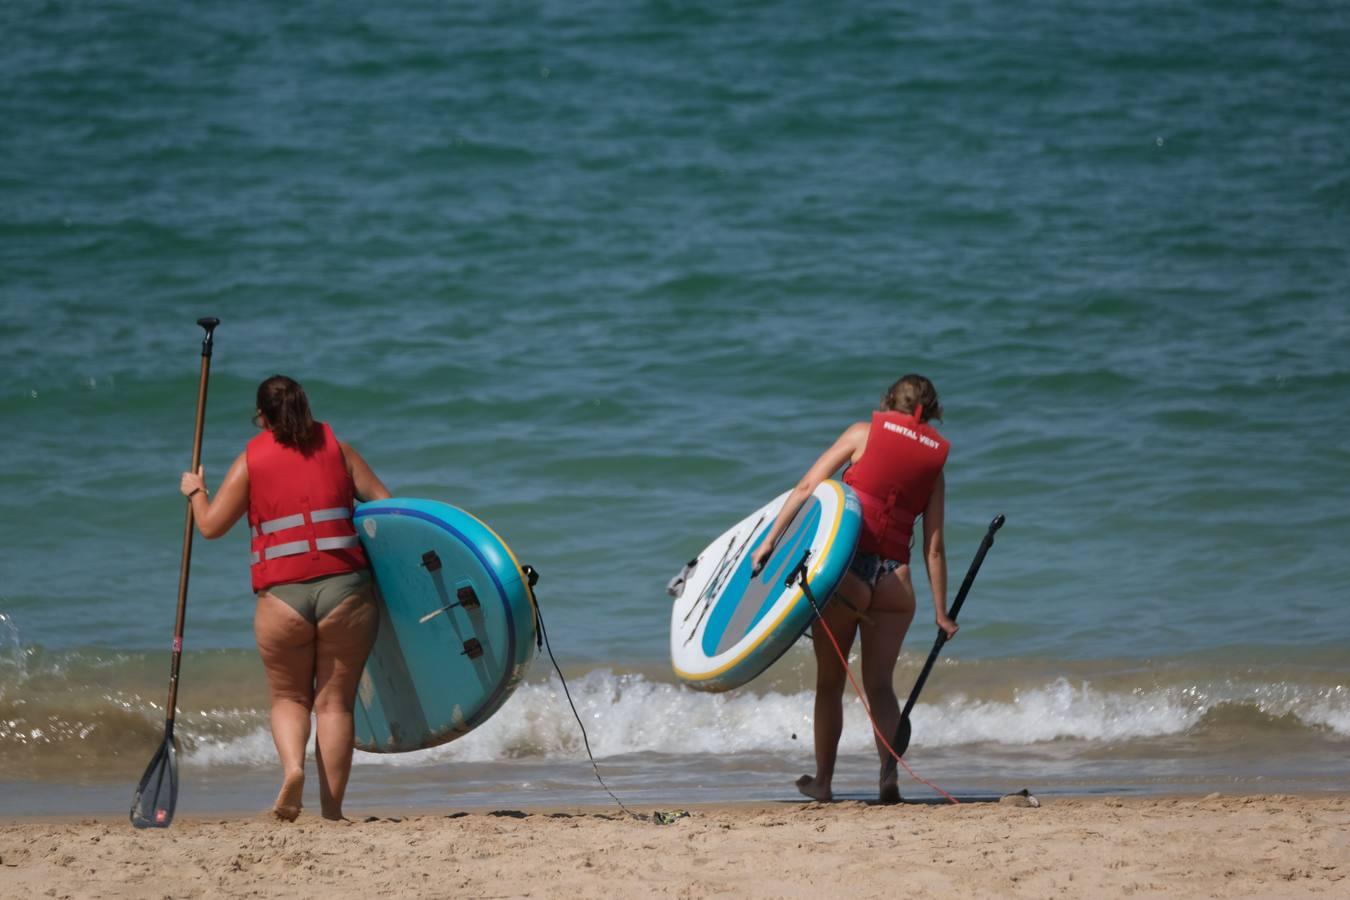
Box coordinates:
[2,793,1346,898]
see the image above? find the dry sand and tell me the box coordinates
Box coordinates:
[2,793,1347,898]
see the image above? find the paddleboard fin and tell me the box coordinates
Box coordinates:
[420,551,442,573]
[461,638,484,660]
[455,585,480,610]
[417,586,481,624]
[666,558,697,599]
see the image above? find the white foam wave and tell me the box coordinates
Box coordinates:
[190,726,280,767]
[1292,684,1350,734]
[0,612,32,694]
[917,678,1200,745]
[353,670,823,767]
[180,670,1350,769]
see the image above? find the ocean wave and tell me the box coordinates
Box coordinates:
[4,631,1347,778]
[167,670,1350,771]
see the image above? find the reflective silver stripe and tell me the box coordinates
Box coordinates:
[315,535,360,552]
[250,551,260,565]
[310,507,351,523]
[260,513,305,535]
[263,540,310,560]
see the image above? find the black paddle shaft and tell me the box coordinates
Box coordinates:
[163,317,218,720]
[899,514,1004,721]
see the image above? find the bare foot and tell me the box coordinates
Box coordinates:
[796,774,832,802]
[271,805,302,822]
[272,770,304,822]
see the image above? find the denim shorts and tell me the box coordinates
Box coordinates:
[848,551,902,588]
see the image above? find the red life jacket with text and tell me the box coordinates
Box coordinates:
[842,410,950,564]
[246,422,368,593]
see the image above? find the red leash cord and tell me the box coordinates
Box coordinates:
[809,608,959,804]
[788,515,1004,805]
[788,558,961,804]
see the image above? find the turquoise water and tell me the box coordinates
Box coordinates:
[3,1,1348,811]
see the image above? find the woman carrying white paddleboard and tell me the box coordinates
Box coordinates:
[179,375,391,821]
[750,374,957,804]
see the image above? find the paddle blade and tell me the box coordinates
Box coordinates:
[892,716,913,759]
[130,735,179,828]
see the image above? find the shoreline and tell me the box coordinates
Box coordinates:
[5,768,1349,820]
[4,786,1350,824]
[3,793,1347,898]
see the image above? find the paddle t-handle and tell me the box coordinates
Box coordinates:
[197,317,219,357]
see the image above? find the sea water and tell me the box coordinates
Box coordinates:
[2,0,1348,814]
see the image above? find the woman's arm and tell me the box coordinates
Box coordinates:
[749,423,868,574]
[179,452,250,539]
[340,441,392,502]
[922,472,957,638]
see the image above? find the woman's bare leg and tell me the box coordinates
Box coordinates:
[254,593,317,821]
[860,565,916,803]
[313,589,378,820]
[798,572,870,802]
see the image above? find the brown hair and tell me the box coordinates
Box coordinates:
[256,375,321,452]
[881,374,942,422]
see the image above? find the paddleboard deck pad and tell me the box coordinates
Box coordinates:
[669,480,861,692]
[352,498,537,753]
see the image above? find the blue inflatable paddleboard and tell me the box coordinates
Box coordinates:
[668,480,862,692]
[352,498,537,753]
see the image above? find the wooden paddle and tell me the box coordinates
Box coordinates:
[891,513,1005,759]
[130,317,218,829]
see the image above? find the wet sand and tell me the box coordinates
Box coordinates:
[2,793,1347,898]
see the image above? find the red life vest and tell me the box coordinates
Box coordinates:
[842,410,950,564]
[245,422,368,593]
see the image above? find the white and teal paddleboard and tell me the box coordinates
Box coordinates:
[352,498,537,753]
[669,480,862,692]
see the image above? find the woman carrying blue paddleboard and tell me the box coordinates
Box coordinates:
[179,375,391,821]
[750,374,957,804]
